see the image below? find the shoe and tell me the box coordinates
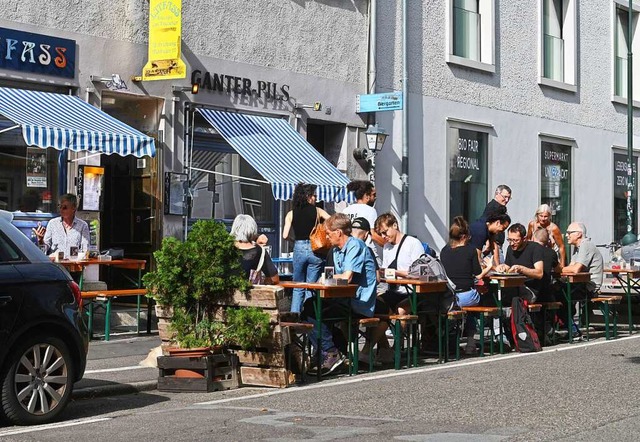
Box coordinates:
[320,350,345,377]
[495,334,511,351]
[385,329,394,338]
[377,347,395,364]
[465,338,477,355]
[358,351,381,367]
[569,323,582,339]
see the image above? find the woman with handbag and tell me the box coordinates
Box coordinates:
[231,214,279,285]
[282,183,330,313]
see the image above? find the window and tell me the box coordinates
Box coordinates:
[613,152,638,242]
[447,0,495,72]
[540,140,572,238]
[613,1,640,104]
[540,0,577,91]
[448,124,489,224]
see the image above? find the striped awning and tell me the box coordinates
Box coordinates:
[196,109,352,202]
[0,87,155,158]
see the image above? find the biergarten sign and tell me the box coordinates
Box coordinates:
[0,27,76,79]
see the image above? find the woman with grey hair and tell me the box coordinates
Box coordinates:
[231,214,279,285]
[526,203,566,267]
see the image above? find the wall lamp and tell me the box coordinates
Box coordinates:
[353,123,388,184]
[172,84,199,94]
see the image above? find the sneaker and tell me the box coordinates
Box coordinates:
[569,323,582,339]
[320,350,345,377]
[385,328,394,338]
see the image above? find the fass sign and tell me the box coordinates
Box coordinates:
[0,28,75,79]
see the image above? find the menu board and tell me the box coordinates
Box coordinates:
[77,165,105,211]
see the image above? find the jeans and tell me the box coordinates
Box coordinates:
[291,240,325,313]
[456,288,480,333]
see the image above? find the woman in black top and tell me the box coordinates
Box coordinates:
[282,183,330,313]
[231,214,279,285]
[440,216,493,354]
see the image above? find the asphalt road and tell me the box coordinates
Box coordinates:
[2,334,640,441]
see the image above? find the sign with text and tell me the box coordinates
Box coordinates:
[26,148,47,188]
[0,27,75,78]
[142,0,187,81]
[448,128,487,223]
[77,166,104,212]
[356,92,403,113]
[613,152,638,241]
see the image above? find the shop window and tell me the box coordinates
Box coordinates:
[540,0,577,91]
[613,152,638,242]
[0,121,61,213]
[448,126,489,224]
[613,2,640,104]
[447,0,495,73]
[540,141,571,235]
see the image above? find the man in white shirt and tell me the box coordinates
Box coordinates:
[343,180,384,247]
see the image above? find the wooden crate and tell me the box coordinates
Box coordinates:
[157,354,239,392]
[239,366,296,388]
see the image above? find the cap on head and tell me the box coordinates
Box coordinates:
[351,217,371,231]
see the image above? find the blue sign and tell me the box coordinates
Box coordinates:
[0,27,76,79]
[356,92,403,113]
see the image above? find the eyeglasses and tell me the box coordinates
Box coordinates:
[499,193,512,201]
[506,238,522,243]
[566,230,580,235]
[58,204,70,210]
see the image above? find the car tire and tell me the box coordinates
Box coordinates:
[1,335,75,425]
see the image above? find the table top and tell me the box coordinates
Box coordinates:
[383,278,448,293]
[278,281,358,298]
[605,268,640,277]
[558,271,591,283]
[488,274,527,287]
[57,258,147,272]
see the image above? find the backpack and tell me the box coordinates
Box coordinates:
[407,254,457,312]
[510,297,541,352]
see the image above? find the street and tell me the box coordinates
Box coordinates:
[2,335,640,441]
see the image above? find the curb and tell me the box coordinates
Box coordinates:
[72,380,158,400]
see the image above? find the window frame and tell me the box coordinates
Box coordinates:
[538,0,578,92]
[612,0,640,107]
[446,0,496,73]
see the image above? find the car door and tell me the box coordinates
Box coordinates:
[0,231,25,349]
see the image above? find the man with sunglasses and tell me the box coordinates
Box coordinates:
[32,193,90,260]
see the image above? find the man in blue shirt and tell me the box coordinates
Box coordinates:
[304,213,378,376]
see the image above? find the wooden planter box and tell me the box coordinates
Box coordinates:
[157,354,239,392]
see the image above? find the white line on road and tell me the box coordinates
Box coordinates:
[0,417,111,437]
[84,365,151,374]
[196,333,640,406]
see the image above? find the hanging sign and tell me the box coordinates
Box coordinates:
[142,0,187,81]
[356,92,403,113]
[26,148,47,188]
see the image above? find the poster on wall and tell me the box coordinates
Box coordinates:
[77,165,105,212]
[164,172,188,215]
[26,148,47,188]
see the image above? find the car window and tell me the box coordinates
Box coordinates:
[0,232,23,263]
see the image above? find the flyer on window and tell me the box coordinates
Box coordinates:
[26,148,47,188]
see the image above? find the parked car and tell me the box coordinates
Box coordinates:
[0,210,88,425]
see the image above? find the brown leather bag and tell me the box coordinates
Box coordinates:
[309,210,331,254]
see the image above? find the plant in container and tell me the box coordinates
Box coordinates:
[143,219,251,353]
[226,307,271,350]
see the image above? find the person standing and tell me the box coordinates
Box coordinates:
[32,193,90,260]
[282,183,330,313]
[469,213,511,263]
[480,185,512,265]
[342,180,384,247]
[526,204,567,268]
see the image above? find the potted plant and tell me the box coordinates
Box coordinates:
[143,219,252,353]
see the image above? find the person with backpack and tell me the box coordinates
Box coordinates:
[440,216,494,355]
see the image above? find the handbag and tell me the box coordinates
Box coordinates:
[309,209,331,254]
[101,248,124,260]
[249,246,266,285]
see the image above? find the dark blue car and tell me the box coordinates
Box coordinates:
[0,210,87,425]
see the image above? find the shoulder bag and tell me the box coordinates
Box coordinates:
[249,246,266,285]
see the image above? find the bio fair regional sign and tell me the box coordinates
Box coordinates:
[0,28,76,79]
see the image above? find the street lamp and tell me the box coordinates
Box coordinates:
[354,123,388,184]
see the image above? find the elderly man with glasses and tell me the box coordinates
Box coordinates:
[560,222,604,338]
[32,193,90,261]
[480,184,513,265]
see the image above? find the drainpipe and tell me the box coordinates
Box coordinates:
[368,0,377,95]
[400,0,409,232]
[623,0,636,245]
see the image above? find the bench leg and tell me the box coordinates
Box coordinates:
[87,300,94,339]
[104,299,111,341]
[394,320,401,370]
[478,314,485,357]
[136,294,141,335]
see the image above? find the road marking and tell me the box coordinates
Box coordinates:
[196,333,640,406]
[84,365,151,374]
[0,417,111,436]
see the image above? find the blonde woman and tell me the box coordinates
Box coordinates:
[526,204,566,268]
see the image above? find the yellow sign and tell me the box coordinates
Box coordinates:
[142,0,186,81]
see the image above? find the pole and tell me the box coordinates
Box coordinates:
[400,0,409,232]
[625,0,636,244]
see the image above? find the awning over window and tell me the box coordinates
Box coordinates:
[196,108,351,202]
[0,87,155,158]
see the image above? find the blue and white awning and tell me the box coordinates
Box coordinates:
[196,108,352,202]
[0,87,155,158]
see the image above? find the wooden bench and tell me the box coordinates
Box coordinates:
[591,296,623,340]
[81,288,147,341]
[461,306,502,357]
[444,310,467,361]
[388,315,419,370]
[356,317,381,373]
[279,322,314,383]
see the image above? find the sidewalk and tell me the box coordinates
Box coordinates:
[73,334,161,399]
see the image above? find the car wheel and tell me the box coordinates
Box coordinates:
[1,335,75,425]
